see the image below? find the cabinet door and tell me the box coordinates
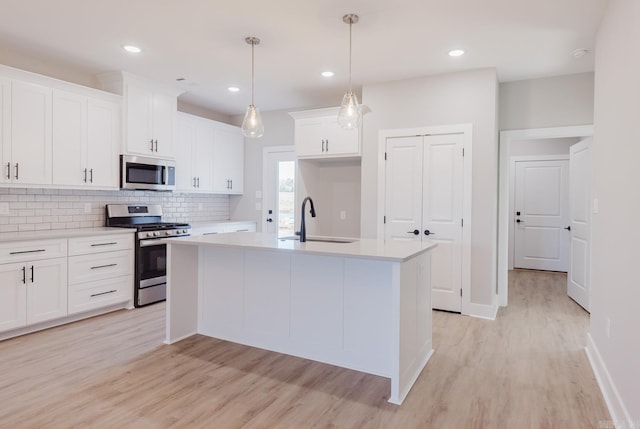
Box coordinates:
[52,90,87,186]
[11,80,52,184]
[295,117,325,157]
[26,257,67,324]
[0,262,27,332]
[87,98,119,188]
[326,117,360,156]
[176,114,196,191]
[212,126,244,194]
[151,92,175,158]
[125,83,154,155]
[0,77,10,184]
[193,120,214,192]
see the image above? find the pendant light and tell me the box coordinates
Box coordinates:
[337,14,361,130]
[242,36,264,138]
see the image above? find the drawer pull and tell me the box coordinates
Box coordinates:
[90,242,118,247]
[90,263,117,270]
[203,232,219,236]
[10,249,46,255]
[90,290,117,298]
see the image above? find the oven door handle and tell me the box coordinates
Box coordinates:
[139,238,176,247]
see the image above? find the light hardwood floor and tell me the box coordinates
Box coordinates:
[0,270,610,428]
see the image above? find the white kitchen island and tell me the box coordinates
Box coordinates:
[165,232,437,405]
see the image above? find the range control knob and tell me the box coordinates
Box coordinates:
[146,232,153,238]
[182,229,188,234]
[153,232,159,237]
[165,231,171,236]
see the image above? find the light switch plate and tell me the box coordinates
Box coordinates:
[255,190,262,199]
[0,202,9,216]
[340,210,346,220]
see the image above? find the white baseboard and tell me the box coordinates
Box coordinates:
[585,333,633,428]
[466,301,499,320]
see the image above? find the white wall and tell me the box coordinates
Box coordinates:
[509,137,578,157]
[361,68,499,306]
[499,73,594,131]
[589,0,640,424]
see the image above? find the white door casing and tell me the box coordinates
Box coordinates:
[567,138,592,311]
[384,133,464,313]
[513,159,570,272]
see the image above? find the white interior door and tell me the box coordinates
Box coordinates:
[263,147,296,236]
[423,134,463,313]
[514,160,570,271]
[568,138,591,311]
[385,134,463,313]
[384,136,423,242]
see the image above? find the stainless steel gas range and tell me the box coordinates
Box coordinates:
[105,204,190,307]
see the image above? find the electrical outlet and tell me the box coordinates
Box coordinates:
[340,210,346,220]
[83,203,92,214]
[606,318,611,338]
[0,202,9,216]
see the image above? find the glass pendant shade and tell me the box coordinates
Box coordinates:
[337,90,361,130]
[242,104,264,138]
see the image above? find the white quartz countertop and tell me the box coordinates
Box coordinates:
[168,232,437,262]
[189,220,256,228]
[0,227,135,243]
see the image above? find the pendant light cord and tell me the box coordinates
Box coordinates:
[251,40,255,106]
[348,18,353,92]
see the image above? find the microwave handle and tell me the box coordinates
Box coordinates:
[163,165,169,185]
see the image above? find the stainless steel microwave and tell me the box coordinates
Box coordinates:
[120,155,176,191]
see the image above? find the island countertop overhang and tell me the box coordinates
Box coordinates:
[167,232,437,262]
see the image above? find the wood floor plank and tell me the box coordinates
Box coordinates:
[0,269,611,428]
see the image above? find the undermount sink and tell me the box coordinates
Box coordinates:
[280,236,356,244]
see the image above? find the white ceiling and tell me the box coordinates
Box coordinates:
[0,0,607,116]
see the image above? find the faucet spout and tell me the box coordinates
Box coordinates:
[300,196,316,243]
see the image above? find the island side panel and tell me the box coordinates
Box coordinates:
[389,250,434,405]
[166,243,199,344]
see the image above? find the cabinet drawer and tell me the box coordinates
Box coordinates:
[0,239,67,264]
[68,250,133,285]
[68,276,132,315]
[68,234,133,256]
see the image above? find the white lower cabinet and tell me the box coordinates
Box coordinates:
[0,233,134,337]
[67,234,133,315]
[0,256,67,332]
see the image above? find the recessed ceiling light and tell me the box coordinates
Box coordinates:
[123,45,142,54]
[572,49,589,59]
[321,71,335,78]
[448,49,465,57]
[228,87,240,93]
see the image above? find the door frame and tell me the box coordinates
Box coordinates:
[377,124,473,316]
[262,145,296,234]
[498,125,593,306]
[509,154,570,271]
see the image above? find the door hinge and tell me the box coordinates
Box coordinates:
[462,148,465,157]
[383,216,386,224]
[460,289,462,297]
[461,218,464,227]
[384,152,387,161]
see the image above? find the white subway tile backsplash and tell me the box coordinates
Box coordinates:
[0,188,230,231]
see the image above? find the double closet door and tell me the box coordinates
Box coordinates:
[384,134,464,312]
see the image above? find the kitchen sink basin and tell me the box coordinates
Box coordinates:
[279,236,356,244]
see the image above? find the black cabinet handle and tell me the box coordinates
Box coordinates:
[407,229,420,235]
[5,162,9,179]
[15,163,19,180]
[230,179,233,189]
[150,139,154,151]
[89,168,93,183]
[155,140,159,152]
[90,290,117,298]
[326,140,328,151]
[197,177,200,188]
[30,265,34,282]
[21,266,26,284]
[83,168,88,183]
[90,242,117,247]
[10,249,45,255]
[90,263,117,270]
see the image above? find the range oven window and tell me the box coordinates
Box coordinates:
[139,241,167,285]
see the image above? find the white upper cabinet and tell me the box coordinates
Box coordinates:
[97,72,183,159]
[289,107,363,160]
[1,80,53,185]
[52,90,120,188]
[176,113,214,192]
[212,124,244,194]
[176,112,244,195]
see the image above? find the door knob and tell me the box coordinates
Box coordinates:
[564,226,571,231]
[516,219,523,223]
[407,229,420,235]
[424,229,435,236]
[266,218,273,223]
